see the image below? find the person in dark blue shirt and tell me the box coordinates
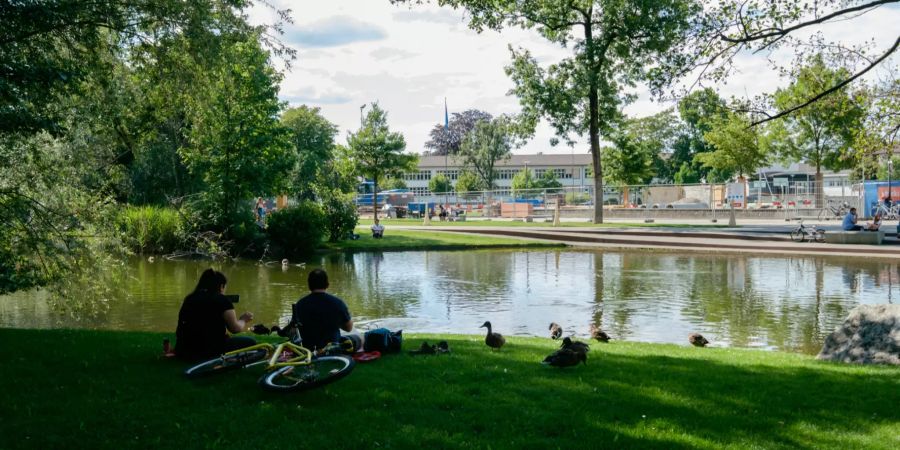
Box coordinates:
[842,207,862,231]
[289,269,353,351]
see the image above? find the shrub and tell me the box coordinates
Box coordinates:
[117,205,185,254]
[321,193,359,242]
[266,201,326,256]
[180,197,266,257]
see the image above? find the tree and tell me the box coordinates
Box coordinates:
[396,0,705,223]
[536,169,563,190]
[381,177,408,190]
[602,133,656,205]
[511,168,536,192]
[282,106,339,200]
[770,56,866,206]
[429,174,453,195]
[456,117,514,190]
[703,0,900,125]
[696,114,768,182]
[455,170,482,196]
[424,109,493,156]
[346,103,416,219]
[180,36,295,232]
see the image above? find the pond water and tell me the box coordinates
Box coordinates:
[1,249,895,354]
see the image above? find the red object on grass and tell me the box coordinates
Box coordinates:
[352,351,381,362]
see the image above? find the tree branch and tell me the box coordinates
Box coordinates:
[722,0,898,44]
[750,35,900,126]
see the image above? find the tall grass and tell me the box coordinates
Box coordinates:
[117,205,185,254]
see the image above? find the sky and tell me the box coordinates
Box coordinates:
[247,1,899,155]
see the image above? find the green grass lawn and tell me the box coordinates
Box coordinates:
[322,229,565,252]
[358,218,730,229]
[2,329,898,449]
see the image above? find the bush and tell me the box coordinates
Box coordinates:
[321,193,359,242]
[266,201,326,256]
[117,205,185,254]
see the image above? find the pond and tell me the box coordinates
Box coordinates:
[0,249,895,354]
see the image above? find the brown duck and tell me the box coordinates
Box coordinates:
[480,321,506,350]
[688,333,709,347]
[549,322,563,340]
[560,336,590,355]
[542,348,587,367]
[590,324,610,343]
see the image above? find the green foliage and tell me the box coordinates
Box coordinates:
[346,103,416,218]
[771,56,866,174]
[697,114,769,179]
[455,170,482,195]
[117,206,185,254]
[380,177,408,190]
[416,0,704,223]
[282,106,339,200]
[425,109,493,156]
[602,133,657,186]
[266,202,326,257]
[537,169,563,190]
[429,174,453,194]
[321,193,359,243]
[456,117,514,190]
[511,168,536,191]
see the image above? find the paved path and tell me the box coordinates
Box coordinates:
[395,224,900,259]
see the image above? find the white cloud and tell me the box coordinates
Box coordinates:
[248,1,899,155]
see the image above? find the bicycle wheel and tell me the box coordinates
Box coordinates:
[258,356,355,392]
[814,229,825,243]
[184,348,269,378]
[790,229,805,242]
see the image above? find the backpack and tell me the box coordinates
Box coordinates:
[363,328,403,353]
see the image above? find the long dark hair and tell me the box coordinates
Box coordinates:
[192,268,227,295]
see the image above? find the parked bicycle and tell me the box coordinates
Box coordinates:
[818,200,850,221]
[184,335,355,392]
[871,201,899,220]
[790,220,825,243]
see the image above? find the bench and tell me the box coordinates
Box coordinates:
[824,230,884,245]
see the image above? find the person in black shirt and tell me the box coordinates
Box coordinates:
[175,269,256,360]
[289,269,353,350]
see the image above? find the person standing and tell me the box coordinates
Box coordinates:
[288,269,353,351]
[175,269,255,360]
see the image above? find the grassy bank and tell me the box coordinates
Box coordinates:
[322,229,565,252]
[1,329,897,449]
[358,218,729,229]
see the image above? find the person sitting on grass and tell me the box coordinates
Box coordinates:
[866,212,883,231]
[842,207,863,231]
[286,269,353,351]
[371,218,385,238]
[175,269,255,360]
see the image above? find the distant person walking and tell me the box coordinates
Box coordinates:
[256,197,267,228]
[842,207,862,231]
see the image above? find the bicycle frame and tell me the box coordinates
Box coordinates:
[220,341,314,371]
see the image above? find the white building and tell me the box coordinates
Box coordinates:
[403,153,594,196]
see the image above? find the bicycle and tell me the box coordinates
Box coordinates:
[817,200,849,221]
[872,201,899,220]
[790,220,825,243]
[184,338,355,392]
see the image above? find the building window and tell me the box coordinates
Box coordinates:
[554,168,572,179]
[436,170,459,181]
[410,187,431,196]
[403,170,432,181]
[497,169,517,180]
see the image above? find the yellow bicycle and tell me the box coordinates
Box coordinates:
[184,340,355,392]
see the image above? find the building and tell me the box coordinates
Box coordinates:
[403,153,594,196]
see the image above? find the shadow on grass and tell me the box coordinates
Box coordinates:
[1,330,897,449]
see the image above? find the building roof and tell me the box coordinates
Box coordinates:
[417,153,592,168]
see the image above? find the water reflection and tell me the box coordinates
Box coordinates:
[0,250,892,354]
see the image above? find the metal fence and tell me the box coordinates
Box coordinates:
[390,179,877,220]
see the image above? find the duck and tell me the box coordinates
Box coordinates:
[436,340,450,354]
[479,321,506,350]
[251,324,271,335]
[147,256,155,263]
[688,333,709,347]
[409,341,437,355]
[542,348,587,367]
[590,324,610,343]
[281,258,289,266]
[549,322,563,340]
[560,336,590,355]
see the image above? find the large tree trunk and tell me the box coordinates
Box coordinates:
[815,169,824,209]
[372,175,379,220]
[585,24,603,224]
